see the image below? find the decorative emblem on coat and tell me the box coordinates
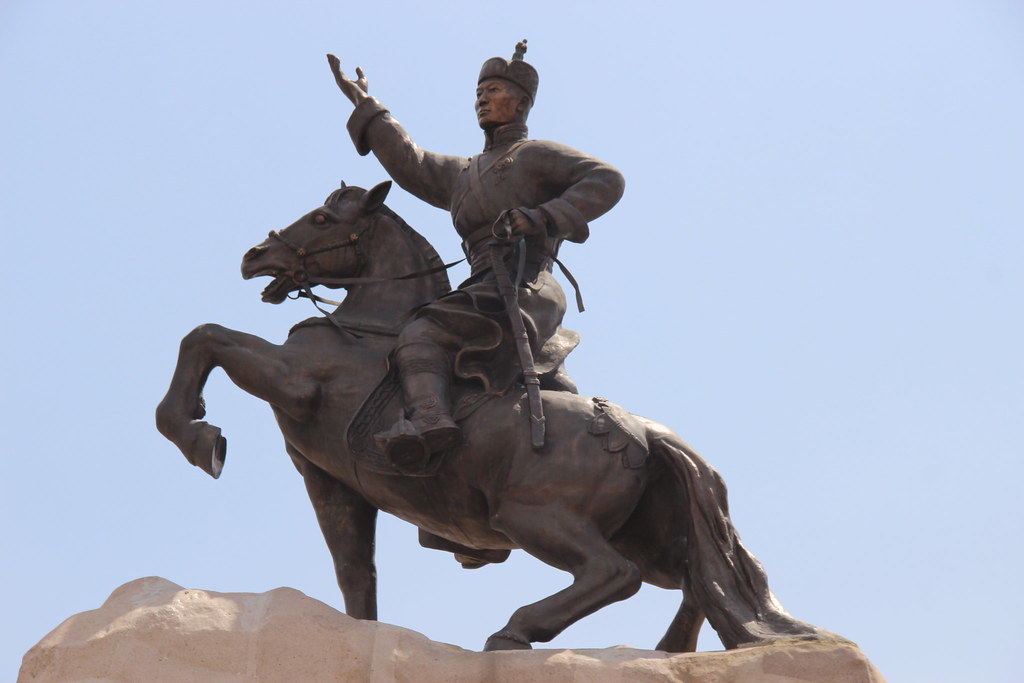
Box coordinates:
[492,156,515,181]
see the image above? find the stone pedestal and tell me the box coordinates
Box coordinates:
[19,577,885,682]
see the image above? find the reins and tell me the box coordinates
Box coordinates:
[271,207,583,338]
[286,255,466,310]
[270,213,465,336]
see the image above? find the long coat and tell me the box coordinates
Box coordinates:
[347,97,624,393]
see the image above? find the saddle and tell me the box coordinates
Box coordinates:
[346,362,490,476]
[348,379,649,479]
[346,325,580,477]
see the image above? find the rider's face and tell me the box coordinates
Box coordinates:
[475,78,529,130]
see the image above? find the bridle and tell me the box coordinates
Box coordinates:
[266,211,464,335]
[266,212,374,290]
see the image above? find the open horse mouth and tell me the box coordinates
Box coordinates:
[242,267,295,304]
[259,273,295,304]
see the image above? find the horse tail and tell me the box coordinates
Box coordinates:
[647,424,828,649]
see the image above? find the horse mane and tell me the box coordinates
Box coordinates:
[326,185,452,299]
[378,205,452,299]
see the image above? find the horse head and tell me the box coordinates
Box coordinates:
[241,181,394,304]
[242,181,450,329]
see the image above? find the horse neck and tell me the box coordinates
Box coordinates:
[332,217,442,330]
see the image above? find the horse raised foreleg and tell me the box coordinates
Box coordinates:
[156,323,318,477]
[483,502,643,650]
[287,445,378,620]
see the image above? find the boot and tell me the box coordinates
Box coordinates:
[376,343,462,471]
[402,371,462,452]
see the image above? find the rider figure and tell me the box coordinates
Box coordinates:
[328,41,624,466]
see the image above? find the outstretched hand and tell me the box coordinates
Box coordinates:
[326,54,369,106]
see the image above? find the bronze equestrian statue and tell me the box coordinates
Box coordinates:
[156,44,840,652]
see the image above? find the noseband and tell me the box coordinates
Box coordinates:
[266,213,373,286]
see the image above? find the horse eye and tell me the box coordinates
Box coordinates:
[313,214,327,225]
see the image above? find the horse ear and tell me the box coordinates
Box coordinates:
[339,180,346,189]
[360,181,392,213]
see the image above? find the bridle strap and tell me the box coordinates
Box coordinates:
[290,252,465,336]
[268,228,363,260]
[266,213,374,284]
[289,252,462,304]
[268,213,464,290]
[294,282,422,338]
[552,255,585,313]
[269,212,468,335]
[306,257,465,288]
[287,255,465,308]
[490,210,586,313]
[298,282,351,336]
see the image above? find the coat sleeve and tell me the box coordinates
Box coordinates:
[529,141,626,243]
[347,97,467,211]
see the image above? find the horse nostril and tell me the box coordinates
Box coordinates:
[244,245,268,261]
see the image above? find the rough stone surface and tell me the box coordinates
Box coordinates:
[19,577,886,683]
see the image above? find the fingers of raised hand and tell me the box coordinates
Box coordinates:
[355,66,368,92]
[327,54,350,85]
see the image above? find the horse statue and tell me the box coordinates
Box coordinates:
[156,181,835,652]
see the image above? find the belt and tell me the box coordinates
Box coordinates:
[460,226,584,312]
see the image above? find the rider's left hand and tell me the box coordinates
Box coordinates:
[508,208,546,238]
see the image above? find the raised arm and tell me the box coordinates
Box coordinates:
[327,55,465,211]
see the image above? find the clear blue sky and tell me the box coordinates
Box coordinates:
[2,2,1022,681]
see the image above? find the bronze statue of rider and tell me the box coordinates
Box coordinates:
[328,41,624,467]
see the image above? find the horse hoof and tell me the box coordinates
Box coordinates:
[187,421,227,479]
[484,632,532,651]
[208,433,226,479]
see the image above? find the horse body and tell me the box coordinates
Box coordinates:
[266,323,644,554]
[157,181,835,652]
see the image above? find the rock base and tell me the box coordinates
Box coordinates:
[19,577,885,682]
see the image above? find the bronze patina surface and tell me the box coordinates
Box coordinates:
[156,43,840,652]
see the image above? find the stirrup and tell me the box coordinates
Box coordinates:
[373,416,430,472]
[419,421,462,453]
[409,408,462,453]
[373,414,461,474]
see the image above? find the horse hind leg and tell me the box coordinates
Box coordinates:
[614,494,705,652]
[647,425,832,649]
[657,592,704,653]
[483,502,642,650]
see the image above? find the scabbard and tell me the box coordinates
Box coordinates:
[488,240,546,449]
